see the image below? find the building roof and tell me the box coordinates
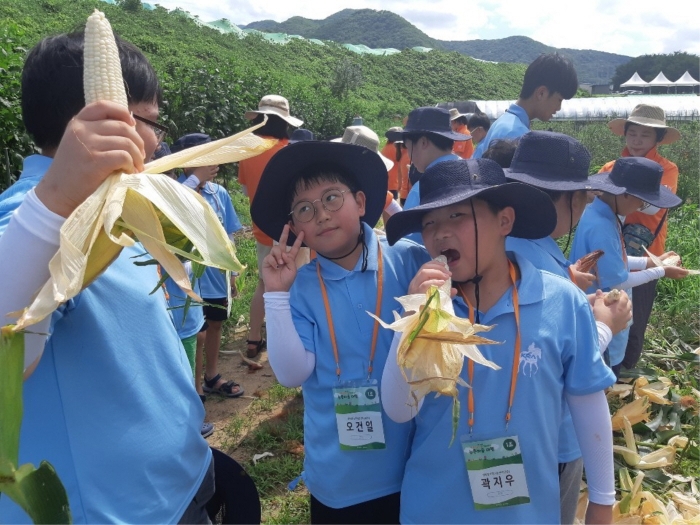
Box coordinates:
[620,72,648,87]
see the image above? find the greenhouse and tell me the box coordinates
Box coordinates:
[471,94,700,121]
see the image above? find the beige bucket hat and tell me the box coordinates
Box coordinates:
[449,107,471,121]
[244,95,303,128]
[608,104,681,145]
[331,125,394,171]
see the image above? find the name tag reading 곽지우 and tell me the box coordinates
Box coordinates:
[333,381,386,450]
[462,435,530,510]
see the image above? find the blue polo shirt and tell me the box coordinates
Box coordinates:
[399,253,615,524]
[290,223,431,508]
[190,181,242,299]
[0,156,211,524]
[472,103,530,159]
[570,197,630,366]
[403,153,461,211]
[164,262,205,340]
[506,237,581,464]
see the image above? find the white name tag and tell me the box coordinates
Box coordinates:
[333,381,386,450]
[462,435,530,510]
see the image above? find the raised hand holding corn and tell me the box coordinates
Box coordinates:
[10,10,278,331]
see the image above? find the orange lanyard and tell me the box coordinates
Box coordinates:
[458,261,521,433]
[317,242,384,381]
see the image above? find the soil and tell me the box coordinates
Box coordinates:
[202,332,279,451]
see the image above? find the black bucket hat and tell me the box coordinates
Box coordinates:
[505,131,625,195]
[171,133,211,153]
[596,157,682,209]
[250,141,388,246]
[385,107,471,143]
[289,128,315,143]
[386,158,556,245]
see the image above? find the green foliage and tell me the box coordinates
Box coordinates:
[116,0,141,12]
[612,52,700,91]
[244,9,437,49]
[329,58,363,100]
[0,0,525,180]
[0,330,72,523]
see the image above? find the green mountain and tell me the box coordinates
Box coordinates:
[242,9,632,84]
[244,9,437,49]
[0,0,525,179]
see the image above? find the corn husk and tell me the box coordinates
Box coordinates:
[644,246,700,275]
[613,416,676,469]
[634,377,673,405]
[612,396,651,431]
[368,256,500,444]
[10,122,275,331]
[608,383,635,399]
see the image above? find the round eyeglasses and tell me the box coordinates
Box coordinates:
[289,189,348,223]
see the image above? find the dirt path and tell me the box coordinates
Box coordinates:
[203,333,279,450]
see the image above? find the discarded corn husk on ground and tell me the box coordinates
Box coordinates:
[612,395,652,431]
[8,10,276,331]
[368,255,500,443]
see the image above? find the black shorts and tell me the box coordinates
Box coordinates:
[202,297,228,322]
[198,322,209,333]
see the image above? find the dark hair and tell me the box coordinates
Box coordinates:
[286,163,360,212]
[405,133,454,152]
[22,31,162,150]
[482,138,519,168]
[519,53,578,100]
[467,113,491,132]
[624,121,666,143]
[394,142,403,162]
[251,114,289,139]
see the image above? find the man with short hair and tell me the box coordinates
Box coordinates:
[467,113,491,146]
[473,53,578,158]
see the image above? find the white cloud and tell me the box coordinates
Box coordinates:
[151,0,696,57]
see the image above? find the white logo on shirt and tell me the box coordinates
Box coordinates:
[519,343,542,377]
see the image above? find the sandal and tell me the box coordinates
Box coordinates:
[202,373,244,398]
[246,339,266,358]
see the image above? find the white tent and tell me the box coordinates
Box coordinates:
[648,72,674,87]
[620,72,648,88]
[674,71,700,86]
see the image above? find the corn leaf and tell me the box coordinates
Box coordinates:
[0,328,71,523]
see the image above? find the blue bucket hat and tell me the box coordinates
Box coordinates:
[505,131,624,194]
[250,141,388,246]
[171,133,211,153]
[289,128,315,143]
[596,157,682,209]
[385,158,556,245]
[386,107,471,143]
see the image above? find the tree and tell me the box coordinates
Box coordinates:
[117,0,142,12]
[329,58,363,100]
[612,52,700,90]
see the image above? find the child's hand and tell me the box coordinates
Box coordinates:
[663,265,689,279]
[570,261,596,291]
[262,225,304,293]
[591,289,632,335]
[193,165,219,185]
[585,502,612,524]
[408,261,452,295]
[35,101,145,218]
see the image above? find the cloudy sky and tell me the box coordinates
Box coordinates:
[152,0,697,58]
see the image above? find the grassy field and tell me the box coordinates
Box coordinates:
[220,168,699,523]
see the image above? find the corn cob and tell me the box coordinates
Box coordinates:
[577,249,604,273]
[83,10,128,108]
